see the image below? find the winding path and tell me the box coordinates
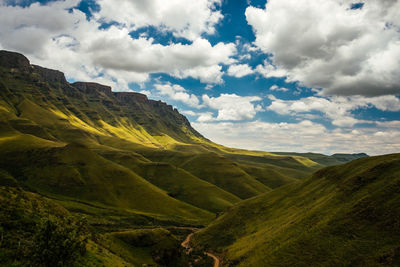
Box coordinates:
[181,231,220,267]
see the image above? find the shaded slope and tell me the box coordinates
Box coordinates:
[100,149,241,213]
[0,185,134,266]
[193,154,400,266]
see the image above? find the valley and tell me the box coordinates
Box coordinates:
[1,50,397,266]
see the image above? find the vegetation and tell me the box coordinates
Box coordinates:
[29,217,87,267]
[193,154,400,266]
[0,186,87,266]
[0,50,382,266]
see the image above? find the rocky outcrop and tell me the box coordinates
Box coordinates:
[0,50,30,71]
[73,82,112,96]
[114,92,149,104]
[32,65,67,84]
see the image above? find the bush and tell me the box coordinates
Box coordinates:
[29,217,88,267]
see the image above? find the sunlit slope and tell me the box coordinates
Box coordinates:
[0,140,213,223]
[193,154,400,266]
[0,50,365,225]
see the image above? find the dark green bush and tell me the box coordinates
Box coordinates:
[29,217,88,267]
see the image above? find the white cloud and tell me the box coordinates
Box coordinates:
[269,85,289,92]
[246,0,400,96]
[255,60,287,78]
[154,83,201,108]
[96,0,223,40]
[197,112,217,122]
[201,94,262,121]
[192,120,400,156]
[227,64,254,78]
[267,95,400,127]
[0,1,236,91]
[181,110,197,116]
[139,90,151,96]
[89,35,236,84]
[153,82,264,121]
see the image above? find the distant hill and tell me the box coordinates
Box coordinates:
[192,153,400,266]
[273,152,368,166]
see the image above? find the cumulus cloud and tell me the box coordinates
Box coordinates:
[202,94,262,121]
[269,85,289,92]
[96,0,223,40]
[192,120,400,155]
[89,36,236,84]
[197,112,217,122]
[246,0,400,96]
[0,0,235,90]
[154,83,201,108]
[227,64,254,78]
[267,95,400,127]
[153,82,264,121]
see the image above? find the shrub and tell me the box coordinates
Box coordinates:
[29,217,88,267]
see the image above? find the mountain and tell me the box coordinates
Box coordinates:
[0,50,375,266]
[192,153,400,266]
[0,50,331,221]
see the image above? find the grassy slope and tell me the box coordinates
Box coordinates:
[193,154,400,266]
[0,60,327,202]
[0,138,214,225]
[140,149,272,199]
[102,149,241,213]
[0,51,364,227]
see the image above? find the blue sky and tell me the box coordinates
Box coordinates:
[0,0,399,155]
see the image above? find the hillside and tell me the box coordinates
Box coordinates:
[0,50,376,266]
[192,154,400,266]
[0,50,337,222]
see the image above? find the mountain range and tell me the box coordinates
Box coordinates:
[1,50,397,266]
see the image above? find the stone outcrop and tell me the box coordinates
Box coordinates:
[32,65,67,84]
[73,82,112,96]
[0,50,30,70]
[114,92,149,104]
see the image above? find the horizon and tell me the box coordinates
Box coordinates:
[0,0,399,155]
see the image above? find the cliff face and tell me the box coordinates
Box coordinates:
[32,65,67,83]
[0,50,30,70]
[115,91,148,103]
[0,50,204,144]
[73,82,113,96]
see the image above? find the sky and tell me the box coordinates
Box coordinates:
[0,0,399,155]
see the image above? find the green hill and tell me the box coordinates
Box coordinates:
[0,50,338,222]
[192,153,400,266]
[1,50,388,267]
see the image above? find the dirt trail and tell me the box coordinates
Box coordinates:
[205,252,220,267]
[181,233,194,253]
[181,231,221,267]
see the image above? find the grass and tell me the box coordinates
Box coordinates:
[105,153,242,213]
[0,53,364,226]
[0,185,167,266]
[0,51,382,266]
[192,153,400,266]
[0,141,214,225]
